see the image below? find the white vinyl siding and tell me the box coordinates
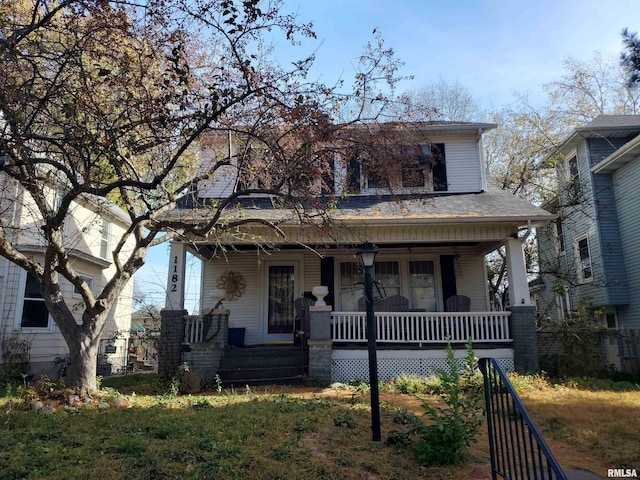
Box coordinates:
[302,251,322,292]
[440,138,483,193]
[199,135,486,197]
[0,177,134,375]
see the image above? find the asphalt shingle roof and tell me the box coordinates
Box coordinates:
[168,183,553,226]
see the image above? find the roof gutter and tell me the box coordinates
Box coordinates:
[591,132,640,174]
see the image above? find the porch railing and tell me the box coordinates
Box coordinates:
[331,311,511,343]
[479,358,567,480]
[184,315,204,344]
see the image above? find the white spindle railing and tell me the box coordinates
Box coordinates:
[331,311,512,343]
[184,315,204,344]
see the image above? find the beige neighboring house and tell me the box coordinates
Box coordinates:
[0,174,134,378]
[128,305,160,373]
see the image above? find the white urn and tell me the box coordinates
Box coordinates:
[311,286,329,306]
[210,288,227,307]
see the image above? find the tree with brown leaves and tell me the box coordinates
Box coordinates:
[0,0,401,392]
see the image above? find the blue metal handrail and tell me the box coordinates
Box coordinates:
[479,358,567,480]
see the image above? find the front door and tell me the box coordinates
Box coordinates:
[263,263,298,342]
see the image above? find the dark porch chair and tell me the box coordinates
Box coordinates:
[445,294,471,312]
[357,295,409,312]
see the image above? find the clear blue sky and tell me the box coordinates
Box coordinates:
[134,0,640,311]
[279,0,640,108]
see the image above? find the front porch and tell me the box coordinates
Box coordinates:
[168,307,516,385]
[161,226,538,383]
[331,310,511,344]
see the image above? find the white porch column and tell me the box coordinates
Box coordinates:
[165,242,187,310]
[505,237,532,306]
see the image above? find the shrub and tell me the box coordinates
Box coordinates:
[394,374,442,395]
[333,410,358,429]
[1,335,32,377]
[537,310,608,377]
[413,341,484,466]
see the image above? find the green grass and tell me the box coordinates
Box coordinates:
[2,383,474,480]
[1,374,638,479]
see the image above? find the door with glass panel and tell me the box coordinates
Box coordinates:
[263,264,298,342]
[408,260,438,311]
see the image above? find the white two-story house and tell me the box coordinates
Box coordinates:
[0,174,134,378]
[161,122,554,384]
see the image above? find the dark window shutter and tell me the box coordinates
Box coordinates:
[432,143,447,192]
[321,157,335,195]
[440,255,457,310]
[347,150,361,193]
[320,257,335,307]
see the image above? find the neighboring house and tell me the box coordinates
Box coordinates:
[536,115,640,369]
[0,175,134,378]
[128,306,160,373]
[161,122,554,384]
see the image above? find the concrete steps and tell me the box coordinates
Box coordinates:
[218,345,307,386]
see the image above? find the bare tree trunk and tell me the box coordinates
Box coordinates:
[65,332,100,393]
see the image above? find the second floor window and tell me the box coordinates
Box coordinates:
[347,143,447,193]
[425,143,447,192]
[566,153,581,198]
[576,235,592,282]
[100,220,110,259]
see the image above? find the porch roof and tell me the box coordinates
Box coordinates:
[166,182,554,227]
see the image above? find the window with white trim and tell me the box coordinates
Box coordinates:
[16,271,53,330]
[575,234,592,282]
[565,152,581,197]
[73,274,93,298]
[100,219,110,259]
[339,262,364,311]
[338,258,438,311]
[555,290,571,322]
[345,143,447,194]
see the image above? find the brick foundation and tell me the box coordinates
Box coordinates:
[159,309,187,377]
[508,305,539,373]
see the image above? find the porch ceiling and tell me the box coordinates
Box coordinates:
[191,239,506,260]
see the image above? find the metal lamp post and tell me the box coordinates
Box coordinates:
[357,242,381,442]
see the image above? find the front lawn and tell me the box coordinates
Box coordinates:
[0,375,638,479]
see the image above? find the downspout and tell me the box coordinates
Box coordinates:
[520,219,532,242]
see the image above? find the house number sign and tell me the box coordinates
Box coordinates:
[170,254,180,293]
[167,243,186,309]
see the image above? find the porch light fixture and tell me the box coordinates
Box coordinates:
[357,241,377,268]
[357,242,381,442]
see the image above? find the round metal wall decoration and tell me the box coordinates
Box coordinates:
[216,271,246,300]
